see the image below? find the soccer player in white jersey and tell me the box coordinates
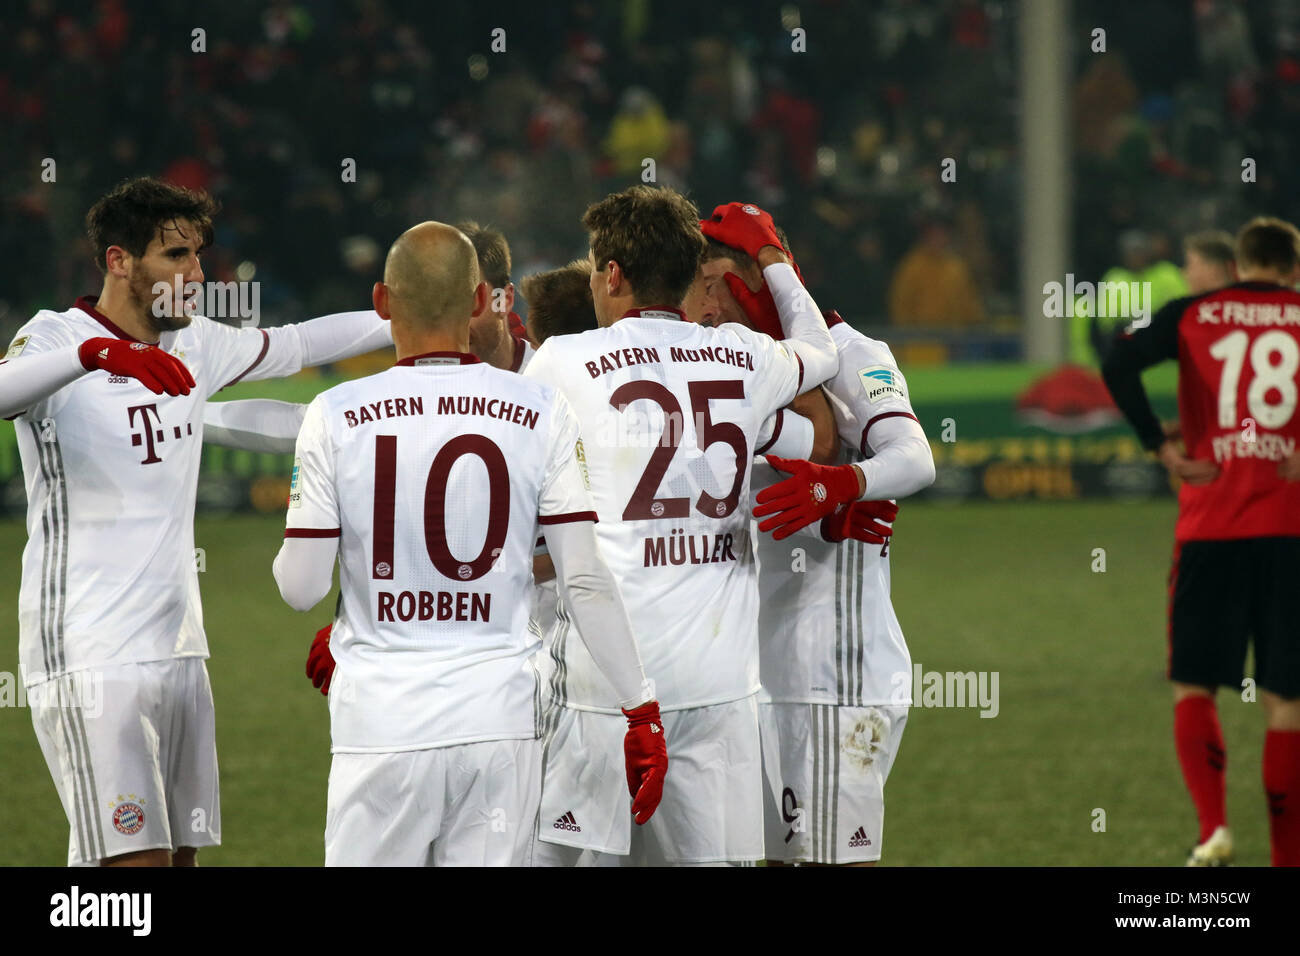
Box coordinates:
[301,222,538,697]
[0,177,395,867]
[272,222,665,867]
[698,229,936,865]
[525,189,837,866]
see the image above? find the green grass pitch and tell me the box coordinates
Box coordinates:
[0,500,1273,865]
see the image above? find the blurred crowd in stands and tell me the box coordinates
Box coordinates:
[1,0,1298,348]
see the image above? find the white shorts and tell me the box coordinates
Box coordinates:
[759,702,908,864]
[325,737,542,866]
[535,694,763,865]
[29,657,221,866]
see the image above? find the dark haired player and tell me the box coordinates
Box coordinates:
[1102,216,1300,867]
[0,176,394,866]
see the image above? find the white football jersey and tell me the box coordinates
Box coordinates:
[286,351,597,752]
[754,323,919,706]
[524,308,808,712]
[7,298,342,686]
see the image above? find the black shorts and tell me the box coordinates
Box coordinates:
[1168,537,1300,699]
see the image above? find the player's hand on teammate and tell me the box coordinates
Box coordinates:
[1156,440,1219,485]
[721,272,784,337]
[305,623,336,696]
[621,700,668,825]
[701,201,790,261]
[821,499,899,545]
[78,337,195,396]
[755,455,864,539]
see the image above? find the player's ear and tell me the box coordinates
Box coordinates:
[105,245,131,279]
[470,280,491,318]
[504,281,515,315]
[606,261,623,297]
[372,282,391,320]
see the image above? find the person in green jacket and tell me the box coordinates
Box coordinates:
[1069,229,1189,365]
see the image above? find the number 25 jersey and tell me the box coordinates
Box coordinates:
[524,310,809,712]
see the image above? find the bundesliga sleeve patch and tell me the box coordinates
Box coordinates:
[289,458,303,508]
[574,439,592,490]
[4,335,29,359]
[859,365,905,404]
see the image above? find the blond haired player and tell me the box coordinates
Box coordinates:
[272,222,665,866]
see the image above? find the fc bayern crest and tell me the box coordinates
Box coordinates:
[742,204,760,215]
[812,482,828,503]
[112,802,145,835]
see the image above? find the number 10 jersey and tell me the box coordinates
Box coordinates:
[287,352,598,752]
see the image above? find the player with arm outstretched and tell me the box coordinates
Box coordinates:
[1102,216,1300,867]
[525,189,836,866]
[689,220,933,865]
[272,222,664,867]
[1,176,394,867]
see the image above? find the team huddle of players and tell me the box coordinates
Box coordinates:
[6,175,1300,868]
[278,188,936,866]
[1,177,931,867]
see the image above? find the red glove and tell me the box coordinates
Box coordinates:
[78,337,195,396]
[721,272,784,340]
[306,624,335,696]
[622,700,668,825]
[754,455,863,540]
[821,499,899,544]
[701,202,785,260]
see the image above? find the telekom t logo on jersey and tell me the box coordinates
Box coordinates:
[127,403,192,465]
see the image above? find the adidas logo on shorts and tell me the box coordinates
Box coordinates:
[553,811,581,832]
[848,826,872,848]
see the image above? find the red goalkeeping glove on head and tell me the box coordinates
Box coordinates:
[821,499,899,545]
[306,624,335,696]
[754,455,863,540]
[622,700,668,825]
[78,337,195,396]
[701,202,788,260]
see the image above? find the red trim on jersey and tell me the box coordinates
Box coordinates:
[224,329,270,388]
[823,309,845,328]
[285,528,341,538]
[620,306,686,322]
[508,311,529,342]
[394,350,481,367]
[538,511,598,525]
[795,354,805,393]
[509,336,527,372]
[756,409,784,455]
[859,411,920,457]
[74,296,146,343]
